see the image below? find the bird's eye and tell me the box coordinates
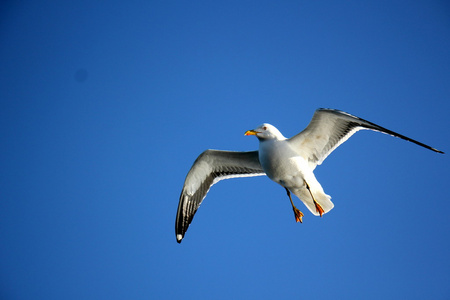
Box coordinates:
[263,126,267,130]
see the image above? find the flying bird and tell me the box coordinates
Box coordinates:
[175,108,443,243]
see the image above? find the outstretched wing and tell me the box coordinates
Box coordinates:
[289,108,443,169]
[175,150,265,243]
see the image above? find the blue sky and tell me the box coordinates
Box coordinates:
[1,1,449,299]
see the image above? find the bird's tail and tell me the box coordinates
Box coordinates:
[293,179,334,216]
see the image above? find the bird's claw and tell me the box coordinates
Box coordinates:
[292,207,304,223]
[314,201,325,217]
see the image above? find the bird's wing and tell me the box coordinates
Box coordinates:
[175,150,265,243]
[288,108,443,169]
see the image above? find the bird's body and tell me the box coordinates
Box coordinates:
[175,108,443,243]
[257,130,333,216]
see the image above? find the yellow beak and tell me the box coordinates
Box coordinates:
[244,130,258,136]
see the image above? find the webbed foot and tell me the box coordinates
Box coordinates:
[292,206,304,223]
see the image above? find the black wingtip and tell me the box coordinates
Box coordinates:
[176,234,183,244]
[317,108,445,155]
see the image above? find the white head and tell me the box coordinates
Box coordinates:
[244,123,286,140]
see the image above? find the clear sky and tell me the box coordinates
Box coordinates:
[1,1,449,299]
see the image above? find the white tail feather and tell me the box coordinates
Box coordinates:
[293,179,334,216]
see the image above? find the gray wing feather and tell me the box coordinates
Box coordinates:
[289,108,443,169]
[175,150,265,243]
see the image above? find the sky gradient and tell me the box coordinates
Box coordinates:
[1,1,449,299]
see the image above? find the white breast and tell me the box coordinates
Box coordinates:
[259,139,308,187]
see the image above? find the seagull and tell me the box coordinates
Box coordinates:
[175,108,443,243]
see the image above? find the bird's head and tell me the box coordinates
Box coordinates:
[245,123,285,140]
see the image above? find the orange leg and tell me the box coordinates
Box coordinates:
[304,180,324,217]
[285,188,304,223]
